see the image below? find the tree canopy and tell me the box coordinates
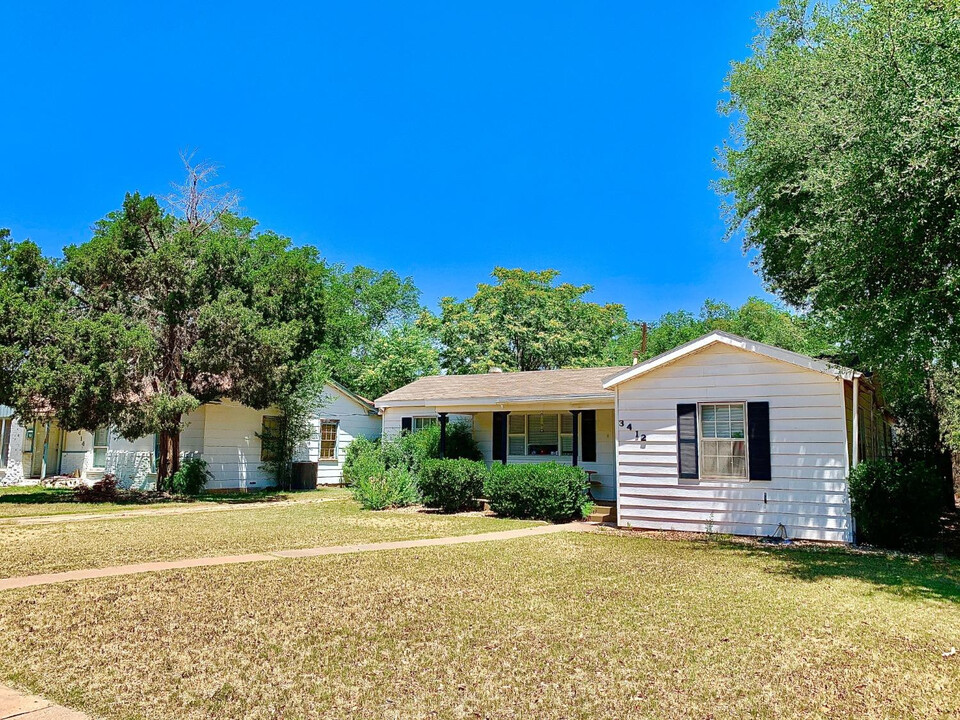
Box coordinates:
[437,267,629,373]
[6,188,336,486]
[718,0,960,382]
[606,297,832,365]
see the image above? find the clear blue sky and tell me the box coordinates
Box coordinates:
[1,1,776,321]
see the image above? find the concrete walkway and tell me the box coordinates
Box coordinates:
[0,522,592,591]
[0,497,339,527]
[0,683,88,719]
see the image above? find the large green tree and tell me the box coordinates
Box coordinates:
[353,318,440,399]
[718,0,960,382]
[438,268,629,373]
[320,265,430,397]
[6,168,334,488]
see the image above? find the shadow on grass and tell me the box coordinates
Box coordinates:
[0,486,295,507]
[702,538,960,603]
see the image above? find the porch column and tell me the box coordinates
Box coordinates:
[438,412,449,458]
[570,410,581,467]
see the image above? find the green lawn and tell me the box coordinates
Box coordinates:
[0,496,540,578]
[0,484,347,519]
[1,530,958,719]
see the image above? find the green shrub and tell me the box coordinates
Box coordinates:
[169,457,212,496]
[343,436,382,487]
[849,458,943,548]
[484,463,590,522]
[350,466,419,510]
[419,459,487,513]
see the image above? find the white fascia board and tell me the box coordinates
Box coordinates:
[375,393,615,410]
[602,331,857,388]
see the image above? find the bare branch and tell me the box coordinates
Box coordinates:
[165,149,241,230]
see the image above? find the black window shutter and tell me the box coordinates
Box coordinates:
[677,404,699,479]
[400,416,412,434]
[580,410,597,463]
[747,401,772,481]
[492,412,508,464]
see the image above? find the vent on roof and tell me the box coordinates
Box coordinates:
[488,367,503,373]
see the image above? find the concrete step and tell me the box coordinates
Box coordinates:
[586,504,616,523]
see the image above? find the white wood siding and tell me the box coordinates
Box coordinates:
[301,387,382,485]
[615,343,853,542]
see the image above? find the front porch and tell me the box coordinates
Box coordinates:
[404,405,618,502]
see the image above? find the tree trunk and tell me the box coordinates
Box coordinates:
[171,429,181,476]
[157,430,170,492]
[155,416,183,493]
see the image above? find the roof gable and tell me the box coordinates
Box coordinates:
[325,380,378,414]
[602,331,856,389]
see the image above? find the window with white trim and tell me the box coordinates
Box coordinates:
[508,414,525,456]
[92,427,110,469]
[699,403,747,479]
[0,417,12,469]
[413,417,438,432]
[319,421,338,461]
[260,416,282,462]
[506,413,576,457]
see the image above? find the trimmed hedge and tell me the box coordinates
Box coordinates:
[849,458,942,548]
[419,459,487,513]
[484,462,590,522]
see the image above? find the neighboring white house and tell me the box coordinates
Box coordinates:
[0,381,381,491]
[376,332,893,542]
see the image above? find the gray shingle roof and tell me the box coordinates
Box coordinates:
[375,366,627,406]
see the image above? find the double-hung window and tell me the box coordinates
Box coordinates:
[319,421,338,461]
[507,413,576,457]
[260,416,283,462]
[508,414,526,456]
[92,427,110,469]
[413,417,438,432]
[699,403,747,479]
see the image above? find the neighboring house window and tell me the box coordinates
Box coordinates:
[507,413,576,457]
[413,417,438,432]
[0,417,12,469]
[699,403,747,479]
[92,427,110,469]
[319,421,338,461]
[261,416,283,462]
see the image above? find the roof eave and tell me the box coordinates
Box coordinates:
[374,392,615,409]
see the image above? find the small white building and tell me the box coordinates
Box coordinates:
[603,332,892,543]
[376,332,893,543]
[0,381,381,491]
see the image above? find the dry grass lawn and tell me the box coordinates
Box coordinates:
[1,530,959,719]
[0,498,539,578]
[0,485,346,519]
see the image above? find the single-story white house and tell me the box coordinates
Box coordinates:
[376,331,893,542]
[0,380,381,491]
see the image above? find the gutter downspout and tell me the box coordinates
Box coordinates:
[852,375,860,470]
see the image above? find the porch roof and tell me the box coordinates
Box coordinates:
[374,366,627,408]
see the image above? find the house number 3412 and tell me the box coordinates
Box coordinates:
[618,421,645,442]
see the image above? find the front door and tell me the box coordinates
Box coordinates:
[27,422,62,479]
